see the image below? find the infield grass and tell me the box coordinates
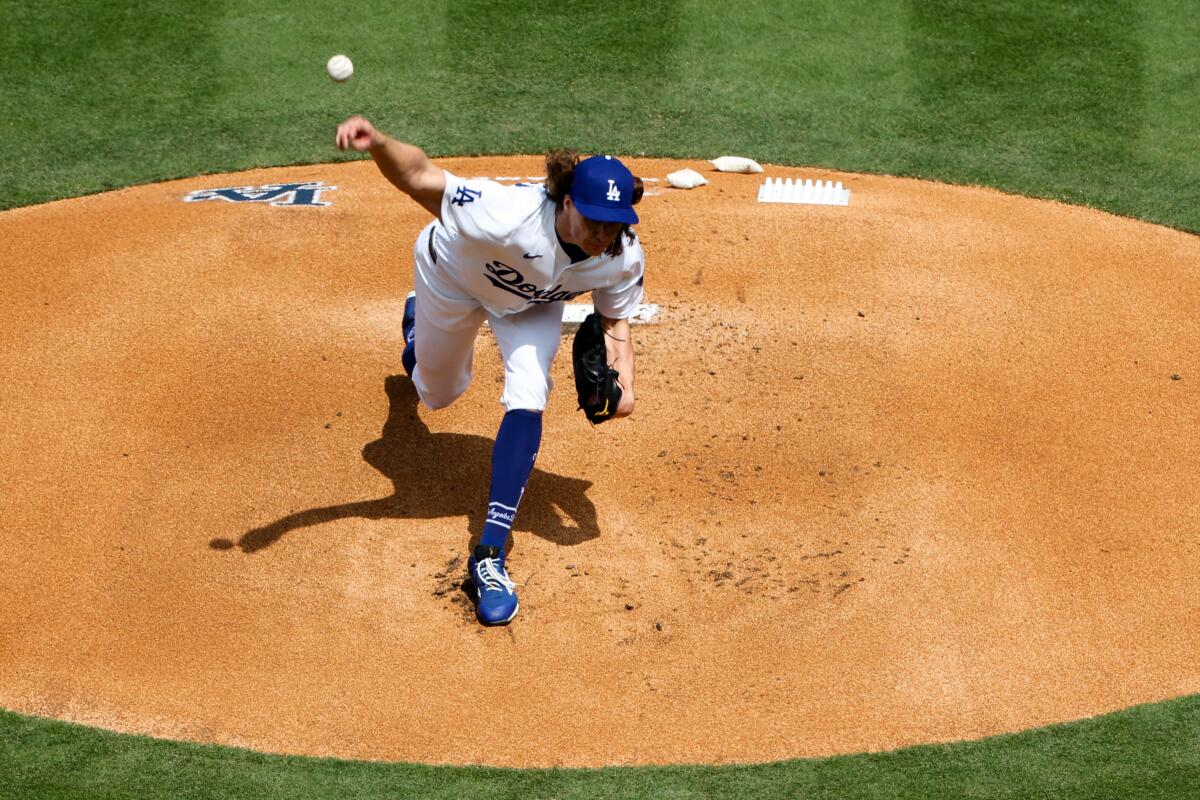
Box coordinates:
[1,1,1198,798]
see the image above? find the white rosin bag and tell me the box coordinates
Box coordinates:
[708,156,764,173]
[666,168,709,189]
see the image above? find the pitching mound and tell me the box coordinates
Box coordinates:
[1,157,1197,767]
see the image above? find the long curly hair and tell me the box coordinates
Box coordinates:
[544,149,643,258]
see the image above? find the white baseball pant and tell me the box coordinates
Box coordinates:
[409,223,562,412]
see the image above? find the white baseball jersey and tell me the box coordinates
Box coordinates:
[430,171,645,319]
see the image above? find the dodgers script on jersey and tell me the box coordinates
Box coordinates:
[430,172,644,318]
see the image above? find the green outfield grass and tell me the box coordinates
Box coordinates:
[3,697,1200,800]
[1,1,1198,797]
[2,0,1199,231]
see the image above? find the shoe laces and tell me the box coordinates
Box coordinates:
[475,556,516,595]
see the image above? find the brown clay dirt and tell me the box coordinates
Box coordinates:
[1,157,1198,768]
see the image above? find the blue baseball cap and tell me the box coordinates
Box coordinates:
[569,155,639,225]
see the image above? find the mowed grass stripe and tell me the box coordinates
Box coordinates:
[1,1,1198,230]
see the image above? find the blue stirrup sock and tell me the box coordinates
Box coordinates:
[401,327,416,378]
[401,340,416,377]
[401,293,417,377]
[479,409,543,550]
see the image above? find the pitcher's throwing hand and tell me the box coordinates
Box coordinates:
[335,115,383,152]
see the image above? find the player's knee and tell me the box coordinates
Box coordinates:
[414,368,470,410]
[419,392,459,411]
[501,373,553,412]
[419,385,468,410]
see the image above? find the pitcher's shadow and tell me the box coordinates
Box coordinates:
[211,375,600,553]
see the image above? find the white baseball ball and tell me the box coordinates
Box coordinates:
[326,54,353,82]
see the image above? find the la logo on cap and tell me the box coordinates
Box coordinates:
[568,154,639,224]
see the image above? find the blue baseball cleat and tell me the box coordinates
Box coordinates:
[468,544,519,625]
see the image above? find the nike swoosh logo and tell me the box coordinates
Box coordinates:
[523,252,542,259]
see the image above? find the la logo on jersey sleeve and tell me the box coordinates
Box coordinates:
[452,186,482,206]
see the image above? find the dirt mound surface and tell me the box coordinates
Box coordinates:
[1,158,1197,767]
